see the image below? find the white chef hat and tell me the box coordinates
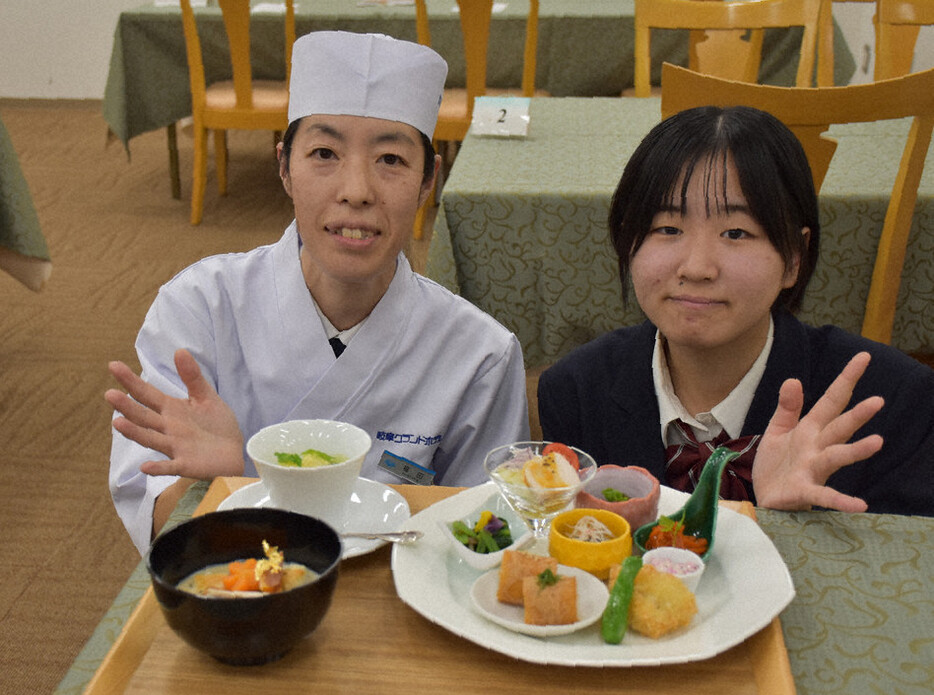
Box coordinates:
[287,31,448,140]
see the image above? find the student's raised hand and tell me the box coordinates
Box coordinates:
[752,352,883,513]
[105,348,245,480]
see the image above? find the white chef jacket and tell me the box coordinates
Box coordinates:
[110,222,530,552]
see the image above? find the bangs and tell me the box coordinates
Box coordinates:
[662,147,737,219]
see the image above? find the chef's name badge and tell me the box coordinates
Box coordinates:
[470,96,531,138]
[378,450,436,486]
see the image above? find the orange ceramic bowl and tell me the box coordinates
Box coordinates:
[548,508,632,579]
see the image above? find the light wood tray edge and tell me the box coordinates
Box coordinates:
[82,479,235,695]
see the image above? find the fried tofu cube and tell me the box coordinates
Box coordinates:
[522,574,578,625]
[497,549,558,605]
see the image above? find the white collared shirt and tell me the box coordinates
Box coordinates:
[653,318,774,446]
[312,296,365,347]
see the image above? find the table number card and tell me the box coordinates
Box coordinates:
[470,97,531,138]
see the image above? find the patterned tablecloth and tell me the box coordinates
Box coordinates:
[0,114,51,292]
[426,97,934,366]
[101,0,853,148]
[56,482,934,694]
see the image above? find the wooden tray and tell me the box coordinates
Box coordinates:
[85,478,795,695]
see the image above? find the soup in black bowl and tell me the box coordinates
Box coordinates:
[147,507,342,665]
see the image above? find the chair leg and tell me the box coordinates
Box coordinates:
[414,160,440,241]
[414,195,429,240]
[214,129,228,196]
[191,126,208,226]
[167,123,181,200]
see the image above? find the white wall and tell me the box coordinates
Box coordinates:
[0,1,932,99]
[835,5,934,85]
[0,0,142,99]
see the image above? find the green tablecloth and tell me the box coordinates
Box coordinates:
[102,0,853,148]
[426,97,934,365]
[55,481,934,694]
[0,114,51,292]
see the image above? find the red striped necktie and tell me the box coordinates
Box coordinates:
[664,420,760,502]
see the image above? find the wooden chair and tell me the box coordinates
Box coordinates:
[633,0,822,97]
[875,0,934,79]
[412,0,545,238]
[660,62,934,344]
[816,0,876,86]
[180,0,295,225]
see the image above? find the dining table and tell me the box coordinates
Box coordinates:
[56,476,934,694]
[0,114,51,292]
[101,0,854,197]
[425,96,934,367]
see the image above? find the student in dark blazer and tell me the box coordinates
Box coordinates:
[539,106,934,516]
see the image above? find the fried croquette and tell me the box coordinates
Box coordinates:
[627,565,697,638]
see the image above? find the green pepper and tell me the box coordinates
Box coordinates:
[475,529,500,554]
[450,521,477,546]
[601,555,643,644]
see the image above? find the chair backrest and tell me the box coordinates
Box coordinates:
[660,62,934,344]
[875,0,934,79]
[633,0,821,97]
[816,0,876,86]
[415,0,540,107]
[180,0,295,111]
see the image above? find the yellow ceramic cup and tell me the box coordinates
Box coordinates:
[548,508,632,579]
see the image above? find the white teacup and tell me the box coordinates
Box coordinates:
[247,419,372,529]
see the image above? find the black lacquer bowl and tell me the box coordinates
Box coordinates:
[147,507,342,665]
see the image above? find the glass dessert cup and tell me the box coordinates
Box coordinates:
[483,441,597,553]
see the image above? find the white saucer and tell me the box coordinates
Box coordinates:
[216,477,411,559]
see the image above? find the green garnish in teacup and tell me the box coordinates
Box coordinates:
[274,448,346,468]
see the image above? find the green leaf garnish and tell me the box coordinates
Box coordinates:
[657,514,685,534]
[603,487,630,502]
[536,568,559,589]
[274,452,302,466]
[300,448,340,464]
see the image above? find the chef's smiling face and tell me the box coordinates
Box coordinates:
[278,114,436,305]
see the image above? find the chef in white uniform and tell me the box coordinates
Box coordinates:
[106,31,530,553]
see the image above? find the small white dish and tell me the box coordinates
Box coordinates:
[217,478,410,559]
[440,492,533,570]
[469,563,609,637]
[641,546,705,593]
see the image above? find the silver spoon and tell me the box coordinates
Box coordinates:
[341,530,423,545]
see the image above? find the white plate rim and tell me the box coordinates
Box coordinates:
[470,563,609,637]
[216,477,410,559]
[391,481,795,667]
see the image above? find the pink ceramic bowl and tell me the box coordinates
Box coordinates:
[575,465,660,531]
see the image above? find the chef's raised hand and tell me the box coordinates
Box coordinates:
[752,351,883,513]
[105,348,245,480]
